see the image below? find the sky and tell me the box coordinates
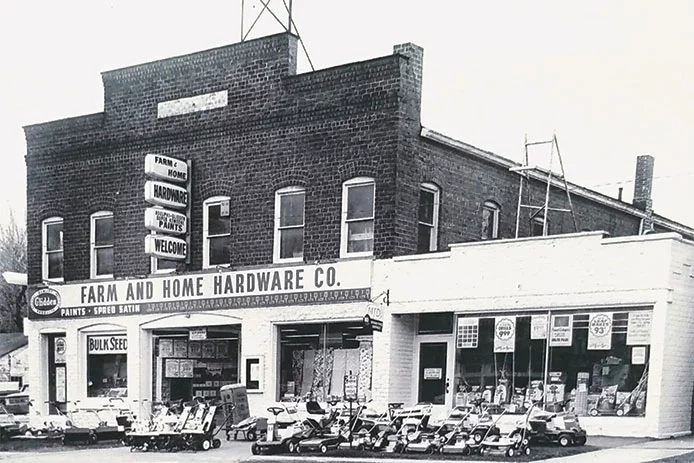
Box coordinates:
[1,0,693,229]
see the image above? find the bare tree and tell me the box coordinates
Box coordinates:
[0,211,27,332]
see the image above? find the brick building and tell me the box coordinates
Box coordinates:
[23,33,694,437]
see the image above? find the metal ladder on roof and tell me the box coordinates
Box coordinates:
[510,133,579,238]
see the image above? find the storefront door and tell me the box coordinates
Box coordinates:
[417,339,454,409]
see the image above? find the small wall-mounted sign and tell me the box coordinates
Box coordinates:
[144,154,188,183]
[144,180,189,209]
[145,207,187,235]
[189,327,207,341]
[423,368,442,380]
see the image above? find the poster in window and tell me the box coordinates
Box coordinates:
[188,341,202,358]
[588,312,613,350]
[159,339,174,358]
[549,314,573,346]
[173,339,188,358]
[216,341,229,359]
[494,316,516,353]
[531,315,548,340]
[54,337,67,364]
[56,366,66,402]
[627,311,652,345]
[632,346,647,365]
[202,341,215,358]
[179,359,195,378]
[165,359,180,378]
[456,317,479,349]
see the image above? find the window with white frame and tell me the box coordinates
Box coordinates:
[274,186,305,262]
[42,217,64,281]
[341,178,375,257]
[481,201,500,240]
[417,183,439,253]
[203,196,231,268]
[90,211,114,278]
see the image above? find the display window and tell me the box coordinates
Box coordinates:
[153,325,240,402]
[278,321,373,402]
[454,309,651,417]
[87,334,128,398]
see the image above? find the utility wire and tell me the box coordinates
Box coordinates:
[587,171,694,189]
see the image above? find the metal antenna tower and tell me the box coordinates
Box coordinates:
[240,0,315,71]
[510,133,579,238]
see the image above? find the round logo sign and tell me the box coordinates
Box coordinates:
[495,318,515,340]
[29,288,61,316]
[589,314,612,337]
[55,338,66,356]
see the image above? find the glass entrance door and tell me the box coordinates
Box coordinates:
[418,341,451,406]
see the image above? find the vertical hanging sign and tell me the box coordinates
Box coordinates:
[549,314,573,346]
[530,315,548,340]
[588,312,613,350]
[494,316,516,353]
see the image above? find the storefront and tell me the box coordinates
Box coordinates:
[24,259,374,416]
[373,232,694,438]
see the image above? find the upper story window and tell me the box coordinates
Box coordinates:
[532,216,550,237]
[90,211,114,279]
[274,186,305,263]
[417,183,440,253]
[203,196,231,268]
[42,217,64,282]
[341,177,375,257]
[481,201,500,240]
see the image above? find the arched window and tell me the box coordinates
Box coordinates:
[481,201,500,240]
[417,183,440,253]
[340,177,375,257]
[274,186,305,263]
[42,217,63,281]
[90,211,114,278]
[203,196,231,268]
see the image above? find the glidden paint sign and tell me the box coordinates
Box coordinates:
[27,260,371,320]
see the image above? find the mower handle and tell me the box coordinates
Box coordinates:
[267,407,285,416]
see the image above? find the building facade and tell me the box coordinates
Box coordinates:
[23,33,694,437]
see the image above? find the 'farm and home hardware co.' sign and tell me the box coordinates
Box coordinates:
[27,260,372,320]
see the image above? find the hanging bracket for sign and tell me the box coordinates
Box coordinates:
[370,289,389,306]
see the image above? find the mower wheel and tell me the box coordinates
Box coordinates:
[525,446,531,456]
[287,440,298,453]
[251,443,260,455]
[472,430,485,443]
[479,447,486,457]
[213,438,221,449]
[319,443,329,454]
[462,446,471,456]
[506,447,516,457]
[89,433,98,445]
[575,436,587,446]
[558,434,572,447]
[201,439,212,451]
[246,429,257,441]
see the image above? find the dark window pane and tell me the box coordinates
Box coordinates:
[95,216,113,246]
[347,221,373,253]
[280,228,304,259]
[157,259,178,271]
[482,206,497,240]
[417,224,432,253]
[419,190,435,224]
[47,223,63,251]
[96,248,114,275]
[48,252,63,279]
[280,193,304,227]
[347,184,374,220]
[208,204,230,236]
[209,236,229,266]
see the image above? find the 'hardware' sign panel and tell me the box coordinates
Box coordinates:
[144,154,188,183]
[145,208,187,235]
[144,181,189,209]
[27,260,372,320]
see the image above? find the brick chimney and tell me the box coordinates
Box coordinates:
[393,43,423,125]
[632,155,655,233]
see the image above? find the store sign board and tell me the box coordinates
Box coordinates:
[587,312,613,350]
[88,335,128,354]
[144,234,187,260]
[362,314,383,332]
[144,180,189,209]
[145,208,187,235]
[530,315,548,340]
[29,288,61,316]
[549,314,573,347]
[189,328,207,341]
[494,316,516,353]
[627,311,652,345]
[144,154,188,184]
[26,260,372,320]
[344,374,358,400]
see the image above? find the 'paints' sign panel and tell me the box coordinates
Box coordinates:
[144,154,188,183]
[144,181,189,209]
[88,335,128,354]
[145,208,187,235]
[27,260,372,320]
